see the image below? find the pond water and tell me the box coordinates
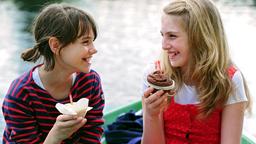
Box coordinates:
[0,0,256,142]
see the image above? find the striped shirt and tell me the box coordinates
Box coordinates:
[2,65,105,143]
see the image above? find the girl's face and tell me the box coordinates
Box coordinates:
[161,14,189,72]
[58,29,97,73]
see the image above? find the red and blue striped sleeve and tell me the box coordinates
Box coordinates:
[78,71,105,143]
[2,93,44,143]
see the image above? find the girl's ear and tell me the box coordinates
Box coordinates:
[48,37,60,54]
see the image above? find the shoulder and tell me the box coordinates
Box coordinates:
[89,69,101,79]
[231,70,243,86]
[79,69,100,78]
[226,70,248,105]
[227,65,244,89]
[6,69,34,97]
[76,69,102,84]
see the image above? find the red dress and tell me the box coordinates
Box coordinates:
[163,67,236,144]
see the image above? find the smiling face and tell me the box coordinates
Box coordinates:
[57,29,97,73]
[161,13,190,72]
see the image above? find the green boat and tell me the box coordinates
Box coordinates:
[102,100,256,144]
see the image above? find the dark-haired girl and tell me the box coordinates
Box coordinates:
[2,3,104,143]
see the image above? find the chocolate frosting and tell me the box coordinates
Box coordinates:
[147,70,173,86]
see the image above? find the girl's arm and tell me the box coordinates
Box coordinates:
[78,71,105,143]
[221,102,246,144]
[2,94,44,143]
[141,87,167,144]
[142,111,166,144]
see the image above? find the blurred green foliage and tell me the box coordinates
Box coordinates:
[12,0,64,12]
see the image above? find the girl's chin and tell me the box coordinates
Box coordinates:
[76,66,90,73]
[169,61,179,67]
[82,68,90,73]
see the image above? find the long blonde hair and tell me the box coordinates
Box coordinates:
[161,0,251,117]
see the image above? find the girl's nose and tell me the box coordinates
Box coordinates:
[89,47,97,55]
[162,38,170,50]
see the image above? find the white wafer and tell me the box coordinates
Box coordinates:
[55,98,93,117]
[147,79,175,90]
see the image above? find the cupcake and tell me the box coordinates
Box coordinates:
[147,70,175,96]
[146,60,175,97]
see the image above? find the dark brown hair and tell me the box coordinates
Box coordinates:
[21,3,97,71]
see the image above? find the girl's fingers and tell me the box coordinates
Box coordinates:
[75,118,87,129]
[70,118,87,131]
[56,114,77,122]
[58,117,85,128]
[149,93,167,109]
[144,90,165,105]
[143,87,155,98]
[64,117,84,128]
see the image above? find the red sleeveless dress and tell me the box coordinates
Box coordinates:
[163,66,236,144]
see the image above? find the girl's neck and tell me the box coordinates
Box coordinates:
[38,65,74,100]
[181,69,196,86]
[39,65,73,84]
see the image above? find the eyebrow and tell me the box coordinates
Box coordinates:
[81,36,93,40]
[160,31,179,35]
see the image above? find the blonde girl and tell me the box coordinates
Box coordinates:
[142,0,251,143]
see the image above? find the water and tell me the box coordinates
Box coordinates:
[1,0,256,142]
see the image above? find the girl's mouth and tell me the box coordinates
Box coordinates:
[168,51,179,59]
[82,57,92,64]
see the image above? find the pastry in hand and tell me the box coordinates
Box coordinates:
[55,98,92,117]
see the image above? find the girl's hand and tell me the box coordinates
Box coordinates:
[142,87,168,119]
[44,115,86,144]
